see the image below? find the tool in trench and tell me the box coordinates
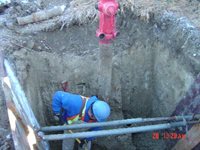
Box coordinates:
[61,80,69,92]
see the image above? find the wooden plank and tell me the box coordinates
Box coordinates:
[7,105,30,150]
[3,84,30,150]
[172,125,200,150]
[2,59,50,150]
[7,100,29,133]
[17,5,66,25]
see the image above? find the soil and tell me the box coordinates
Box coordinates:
[0,86,13,150]
[133,0,200,28]
[0,0,200,150]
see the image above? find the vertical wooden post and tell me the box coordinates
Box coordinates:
[1,58,49,150]
[172,125,200,150]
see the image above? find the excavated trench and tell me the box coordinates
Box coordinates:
[5,9,200,150]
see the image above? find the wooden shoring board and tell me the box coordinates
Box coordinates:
[3,82,30,150]
[172,125,200,150]
[2,59,49,150]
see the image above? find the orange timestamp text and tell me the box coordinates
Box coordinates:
[152,132,186,140]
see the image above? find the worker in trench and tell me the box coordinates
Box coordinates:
[52,91,111,150]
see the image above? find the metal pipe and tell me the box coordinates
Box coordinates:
[40,115,195,132]
[42,121,186,141]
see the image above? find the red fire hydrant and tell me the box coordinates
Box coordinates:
[96,0,119,43]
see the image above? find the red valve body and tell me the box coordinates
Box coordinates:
[96,0,119,43]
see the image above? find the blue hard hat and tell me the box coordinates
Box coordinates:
[92,101,110,122]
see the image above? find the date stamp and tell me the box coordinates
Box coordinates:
[152,132,186,140]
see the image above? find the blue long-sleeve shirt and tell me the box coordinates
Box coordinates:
[52,91,98,122]
[52,91,101,141]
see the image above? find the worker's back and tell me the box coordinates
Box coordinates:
[52,91,83,117]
